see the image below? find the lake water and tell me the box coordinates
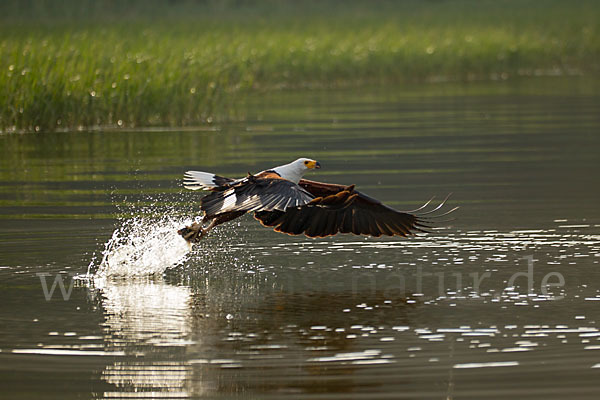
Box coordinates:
[1,77,600,399]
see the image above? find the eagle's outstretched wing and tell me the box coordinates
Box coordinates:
[254,179,456,238]
[201,174,314,218]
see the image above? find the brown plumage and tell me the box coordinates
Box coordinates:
[255,179,448,238]
[178,158,456,243]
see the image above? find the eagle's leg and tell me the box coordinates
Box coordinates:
[178,210,246,245]
[178,218,217,244]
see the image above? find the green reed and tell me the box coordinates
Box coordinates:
[1,0,599,132]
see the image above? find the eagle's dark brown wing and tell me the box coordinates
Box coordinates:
[254,179,456,238]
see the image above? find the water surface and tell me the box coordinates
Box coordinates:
[1,77,600,399]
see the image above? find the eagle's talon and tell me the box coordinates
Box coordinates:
[178,222,203,243]
[178,219,217,244]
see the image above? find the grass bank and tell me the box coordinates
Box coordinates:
[1,0,599,132]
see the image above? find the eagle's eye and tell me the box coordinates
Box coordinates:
[304,161,309,165]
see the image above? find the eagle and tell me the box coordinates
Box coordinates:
[178,158,456,243]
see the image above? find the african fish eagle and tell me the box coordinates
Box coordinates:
[178,158,456,242]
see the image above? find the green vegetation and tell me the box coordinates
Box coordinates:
[1,0,599,132]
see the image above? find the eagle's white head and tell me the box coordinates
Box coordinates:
[272,158,321,183]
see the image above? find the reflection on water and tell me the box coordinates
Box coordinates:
[1,78,600,399]
[95,278,193,347]
[93,277,194,397]
[103,362,192,398]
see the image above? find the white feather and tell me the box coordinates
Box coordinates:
[283,197,294,209]
[271,158,314,183]
[183,171,218,190]
[221,189,237,210]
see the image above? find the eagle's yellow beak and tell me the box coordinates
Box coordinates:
[307,160,321,169]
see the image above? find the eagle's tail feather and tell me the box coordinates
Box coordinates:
[183,171,235,191]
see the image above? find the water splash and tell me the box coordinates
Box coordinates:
[90,215,193,277]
